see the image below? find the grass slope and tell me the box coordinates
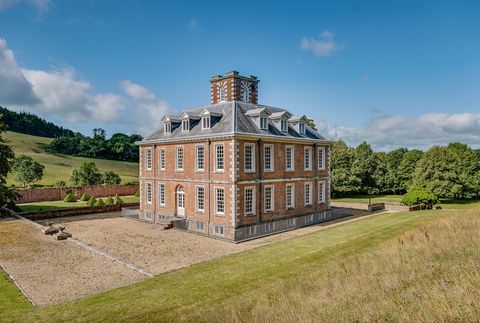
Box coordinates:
[2,207,479,321]
[4,131,139,186]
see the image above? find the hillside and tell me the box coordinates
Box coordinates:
[4,131,139,186]
[1,207,479,321]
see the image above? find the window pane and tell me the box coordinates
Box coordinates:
[215,145,224,171]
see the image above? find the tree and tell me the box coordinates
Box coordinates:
[102,171,121,185]
[413,146,461,198]
[385,148,407,194]
[331,140,360,196]
[11,155,45,187]
[0,116,18,207]
[70,162,103,186]
[352,142,377,195]
[397,149,423,191]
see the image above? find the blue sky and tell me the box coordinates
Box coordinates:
[0,0,479,150]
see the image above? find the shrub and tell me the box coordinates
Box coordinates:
[105,196,115,205]
[401,187,438,208]
[55,180,66,188]
[115,196,124,205]
[102,171,121,185]
[134,191,140,198]
[79,193,91,201]
[95,198,105,206]
[63,191,76,203]
[87,196,97,206]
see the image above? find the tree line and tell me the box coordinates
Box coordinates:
[0,107,142,162]
[331,140,480,199]
[0,106,77,138]
[46,128,142,162]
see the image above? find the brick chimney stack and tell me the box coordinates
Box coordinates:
[210,71,259,104]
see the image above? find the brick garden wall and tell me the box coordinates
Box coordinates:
[17,184,139,204]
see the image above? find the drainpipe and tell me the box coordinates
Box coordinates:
[207,139,211,235]
[258,139,263,224]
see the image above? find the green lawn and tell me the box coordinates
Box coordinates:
[332,194,403,204]
[0,269,31,314]
[18,195,139,212]
[333,194,480,209]
[4,131,139,186]
[2,206,477,321]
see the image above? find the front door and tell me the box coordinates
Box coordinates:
[176,186,185,217]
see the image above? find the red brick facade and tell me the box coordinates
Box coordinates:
[138,137,330,240]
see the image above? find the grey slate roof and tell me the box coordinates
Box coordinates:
[140,101,328,143]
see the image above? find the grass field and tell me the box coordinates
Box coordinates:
[333,194,480,209]
[17,195,139,212]
[1,206,479,321]
[4,131,139,186]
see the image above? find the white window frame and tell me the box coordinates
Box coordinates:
[286,183,295,209]
[319,181,326,204]
[202,116,210,130]
[145,182,153,205]
[264,144,274,172]
[304,147,312,171]
[299,122,305,134]
[182,119,189,132]
[159,148,166,171]
[176,146,184,171]
[158,183,166,206]
[218,83,227,102]
[318,147,326,170]
[264,185,274,212]
[195,186,205,213]
[164,122,171,134]
[144,212,153,221]
[196,221,205,231]
[285,145,294,171]
[244,186,256,216]
[214,225,225,237]
[244,143,255,173]
[145,148,152,171]
[304,182,312,206]
[281,119,288,132]
[214,187,225,215]
[214,144,225,172]
[260,117,268,130]
[196,145,205,172]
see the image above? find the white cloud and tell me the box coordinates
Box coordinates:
[120,80,173,135]
[301,30,342,58]
[316,113,480,151]
[0,38,40,105]
[0,0,52,14]
[0,37,174,133]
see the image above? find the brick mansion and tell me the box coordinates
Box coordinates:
[137,71,332,241]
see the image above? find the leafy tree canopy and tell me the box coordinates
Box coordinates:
[12,155,45,187]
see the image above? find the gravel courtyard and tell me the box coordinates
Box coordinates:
[0,219,145,306]
[0,208,380,306]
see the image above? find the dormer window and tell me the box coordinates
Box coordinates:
[281,120,288,132]
[299,122,305,134]
[164,122,172,134]
[260,117,268,130]
[182,120,189,132]
[202,116,210,129]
